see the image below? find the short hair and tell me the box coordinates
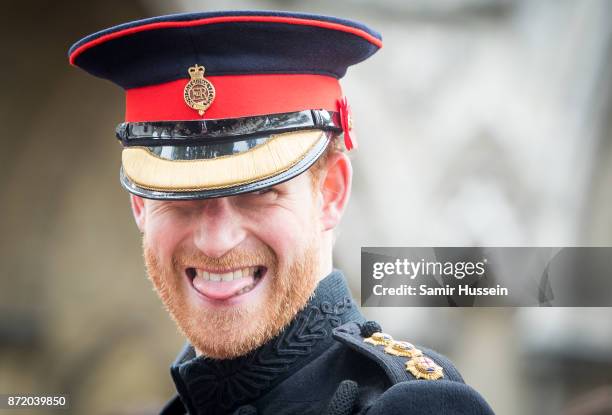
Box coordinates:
[308,133,343,189]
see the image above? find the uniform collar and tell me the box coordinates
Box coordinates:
[169,269,363,415]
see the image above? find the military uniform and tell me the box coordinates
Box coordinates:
[160,271,493,415]
[69,11,495,414]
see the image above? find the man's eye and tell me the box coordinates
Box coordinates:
[237,187,282,205]
[253,188,274,196]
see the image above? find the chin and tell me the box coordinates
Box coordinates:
[144,235,321,359]
[173,274,281,359]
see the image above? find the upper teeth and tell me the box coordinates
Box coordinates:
[197,267,258,282]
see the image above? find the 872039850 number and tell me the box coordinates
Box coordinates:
[2,395,69,409]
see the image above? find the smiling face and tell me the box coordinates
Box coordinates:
[131,148,352,359]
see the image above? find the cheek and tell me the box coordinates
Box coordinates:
[248,203,318,266]
[144,214,191,264]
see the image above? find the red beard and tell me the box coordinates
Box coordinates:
[143,235,320,359]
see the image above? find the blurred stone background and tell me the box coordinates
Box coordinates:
[1,0,611,414]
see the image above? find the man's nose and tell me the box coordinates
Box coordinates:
[192,198,246,258]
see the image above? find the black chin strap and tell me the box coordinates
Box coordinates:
[116,109,342,147]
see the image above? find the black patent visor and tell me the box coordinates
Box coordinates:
[116,109,342,146]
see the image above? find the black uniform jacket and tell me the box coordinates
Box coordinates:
[160,270,495,415]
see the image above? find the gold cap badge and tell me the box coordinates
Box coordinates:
[183,64,216,116]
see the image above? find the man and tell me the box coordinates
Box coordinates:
[69,10,494,415]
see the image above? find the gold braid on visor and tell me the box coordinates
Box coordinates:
[117,110,341,200]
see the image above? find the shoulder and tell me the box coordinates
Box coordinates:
[365,380,495,415]
[331,320,462,384]
[331,320,495,414]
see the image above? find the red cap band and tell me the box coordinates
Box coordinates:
[125,74,342,122]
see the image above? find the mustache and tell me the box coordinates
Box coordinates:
[170,245,277,271]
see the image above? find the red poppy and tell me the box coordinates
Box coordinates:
[338,96,356,151]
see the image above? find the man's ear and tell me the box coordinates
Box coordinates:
[130,194,146,232]
[318,151,352,232]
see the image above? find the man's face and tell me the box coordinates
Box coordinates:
[132,155,350,359]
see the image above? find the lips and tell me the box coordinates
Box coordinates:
[186,266,266,301]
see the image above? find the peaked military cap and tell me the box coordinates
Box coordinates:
[69,10,382,199]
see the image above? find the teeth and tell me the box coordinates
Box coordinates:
[235,283,256,295]
[194,266,260,282]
